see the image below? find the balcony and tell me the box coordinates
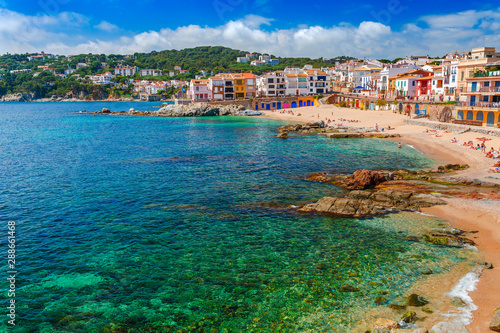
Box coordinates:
[225,88,234,93]
[467,87,500,93]
[456,101,500,109]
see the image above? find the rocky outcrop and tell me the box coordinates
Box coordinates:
[1,93,34,102]
[344,170,387,190]
[277,132,288,139]
[87,102,246,117]
[406,294,429,307]
[428,322,469,333]
[156,103,245,117]
[298,190,446,217]
[489,309,500,332]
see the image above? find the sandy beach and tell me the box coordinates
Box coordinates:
[260,104,500,331]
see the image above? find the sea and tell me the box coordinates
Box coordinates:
[0,102,475,332]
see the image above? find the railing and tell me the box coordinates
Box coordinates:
[456,101,500,108]
[468,87,500,93]
[473,71,500,77]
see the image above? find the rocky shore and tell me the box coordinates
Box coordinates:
[277,122,401,139]
[82,103,247,117]
[297,165,500,332]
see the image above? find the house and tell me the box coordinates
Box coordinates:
[259,55,271,62]
[90,72,115,85]
[379,64,420,92]
[257,71,286,97]
[395,74,425,98]
[305,69,331,94]
[174,66,182,71]
[208,76,226,101]
[188,79,211,102]
[246,54,257,59]
[139,69,162,77]
[76,63,88,69]
[251,60,266,67]
[349,65,382,88]
[64,69,76,75]
[237,57,250,63]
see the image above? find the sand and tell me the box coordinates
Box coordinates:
[259,104,500,330]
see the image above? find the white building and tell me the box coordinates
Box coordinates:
[114,67,137,76]
[305,69,331,94]
[379,64,420,91]
[257,71,286,96]
[139,69,162,77]
[237,57,250,63]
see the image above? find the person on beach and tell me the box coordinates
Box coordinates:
[398,142,402,149]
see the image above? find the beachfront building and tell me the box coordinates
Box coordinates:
[395,74,423,98]
[207,76,225,101]
[241,73,259,98]
[257,71,286,97]
[139,69,162,77]
[457,47,500,101]
[306,69,331,94]
[454,70,500,127]
[188,79,212,102]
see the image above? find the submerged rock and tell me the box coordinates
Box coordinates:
[423,232,475,247]
[389,304,407,311]
[429,322,469,333]
[406,294,429,307]
[340,285,360,292]
[277,132,288,139]
[451,296,467,307]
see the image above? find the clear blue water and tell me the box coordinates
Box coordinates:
[0,102,470,332]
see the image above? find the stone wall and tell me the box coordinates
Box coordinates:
[404,119,500,137]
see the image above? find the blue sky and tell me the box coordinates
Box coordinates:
[0,0,499,58]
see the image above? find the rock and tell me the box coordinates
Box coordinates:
[340,285,360,292]
[423,232,475,247]
[375,296,388,305]
[344,170,387,190]
[485,262,494,269]
[389,304,407,311]
[327,132,364,138]
[406,294,429,307]
[129,108,135,112]
[400,311,417,324]
[101,108,111,113]
[277,132,288,139]
[451,296,467,307]
[391,329,428,333]
[490,308,500,332]
[429,322,469,333]
[374,318,399,330]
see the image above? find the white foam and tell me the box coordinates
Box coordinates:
[442,268,481,324]
[407,144,415,149]
[414,211,436,217]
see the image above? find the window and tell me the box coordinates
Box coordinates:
[412,81,415,86]
[461,71,464,81]
[452,75,455,82]
[484,82,490,87]
[196,87,199,91]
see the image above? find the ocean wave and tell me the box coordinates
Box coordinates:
[442,268,481,325]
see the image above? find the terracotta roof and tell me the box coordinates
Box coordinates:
[414,77,432,81]
[431,76,444,79]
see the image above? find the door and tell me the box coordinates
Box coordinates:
[299,100,303,107]
[471,82,477,92]
[277,102,281,109]
[486,112,494,126]
[470,96,476,106]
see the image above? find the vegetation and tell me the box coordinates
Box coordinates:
[0,46,359,99]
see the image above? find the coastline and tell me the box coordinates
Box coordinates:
[258,104,500,331]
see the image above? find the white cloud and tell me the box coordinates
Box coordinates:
[1,9,500,59]
[95,21,118,32]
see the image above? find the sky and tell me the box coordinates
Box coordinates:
[0,0,499,59]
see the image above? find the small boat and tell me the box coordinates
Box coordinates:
[238,110,264,116]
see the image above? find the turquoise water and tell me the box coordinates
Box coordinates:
[0,102,470,332]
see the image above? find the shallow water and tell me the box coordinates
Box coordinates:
[0,102,473,332]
